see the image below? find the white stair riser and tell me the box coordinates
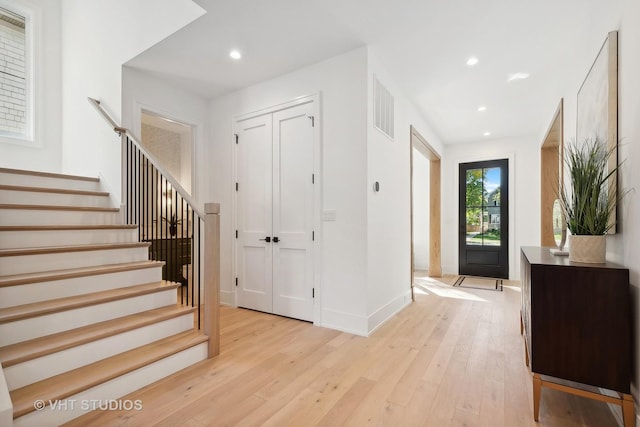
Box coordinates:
[0,267,163,309]
[12,343,208,427]
[0,247,150,276]
[5,313,195,390]
[0,209,121,226]
[0,172,101,192]
[0,228,138,250]
[0,289,177,347]
[0,189,111,208]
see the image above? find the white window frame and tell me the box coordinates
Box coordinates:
[0,0,39,146]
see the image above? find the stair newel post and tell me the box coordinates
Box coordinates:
[204,202,220,357]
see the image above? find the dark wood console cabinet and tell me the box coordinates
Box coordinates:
[520,246,633,425]
[147,238,192,286]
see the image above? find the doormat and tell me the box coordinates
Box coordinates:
[453,276,503,291]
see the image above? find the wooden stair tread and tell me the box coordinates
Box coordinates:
[0,260,164,288]
[0,281,179,324]
[10,330,208,418]
[0,167,99,182]
[0,204,118,212]
[0,242,150,257]
[0,305,196,367]
[0,184,109,197]
[0,224,138,231]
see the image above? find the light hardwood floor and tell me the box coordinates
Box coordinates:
[67,275,621,426]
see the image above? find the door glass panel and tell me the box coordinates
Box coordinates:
[483,207,501,246]
[466,207,482,245]
[465,167,501,247]
[465,168,483,245]
[485,167,501,207]
[466,169,483,206]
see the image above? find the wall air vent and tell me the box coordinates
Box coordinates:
[373,75,395,140]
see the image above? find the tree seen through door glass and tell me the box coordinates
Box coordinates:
[465,167,501,246]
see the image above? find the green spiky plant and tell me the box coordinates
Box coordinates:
[559,137,623,235]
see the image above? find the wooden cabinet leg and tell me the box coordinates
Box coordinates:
[533,373,542,421]
[622,393,635,427]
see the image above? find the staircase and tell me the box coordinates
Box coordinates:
[0,167,209,427]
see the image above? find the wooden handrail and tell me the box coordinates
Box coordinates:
[88,97,126,136]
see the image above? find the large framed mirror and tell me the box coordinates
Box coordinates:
[540,99,564,247]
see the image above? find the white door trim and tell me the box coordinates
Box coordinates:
[133,101,198,199]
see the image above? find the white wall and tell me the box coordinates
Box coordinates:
[366,48,444,333]
[208,47,369,335]
[60,0,204,202]
[122,66,208,202]
[0,0,61,173]
[412,148,430,270]
[442,137,540,279]
[617,0,640,408]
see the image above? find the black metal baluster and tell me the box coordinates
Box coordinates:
[126,139,130,224]
[172,184,177,294]
[181,197,185,305]
[144,157,149,241]
[136,147,140,241]
[129,139,134,224]
[163,177,168,283]
[154,168,158,259]
[197,216,201,328]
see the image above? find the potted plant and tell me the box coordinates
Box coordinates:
[558,137,623,263]
[161,213,182,237]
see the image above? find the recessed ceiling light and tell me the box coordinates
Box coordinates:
[229,49,242,60]
[478,106,487,112]
[466,56,479,66]
[483,132,491,137]
[507,72,530,82]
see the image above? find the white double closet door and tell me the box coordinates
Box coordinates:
[235,101,315,322]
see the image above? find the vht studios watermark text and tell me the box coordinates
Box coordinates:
[33,399,143,411]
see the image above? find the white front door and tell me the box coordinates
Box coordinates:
[236,101,315,322]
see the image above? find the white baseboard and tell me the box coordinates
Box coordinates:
[220,290,235,306]
[320,308,367,336]
[367,291,411,335]
[441,264,458,277]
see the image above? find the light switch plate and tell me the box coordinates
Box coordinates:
[322,210,336,221]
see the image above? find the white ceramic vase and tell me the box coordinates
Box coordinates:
[568,235,606,263]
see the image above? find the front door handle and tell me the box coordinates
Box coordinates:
[259,236,271,242]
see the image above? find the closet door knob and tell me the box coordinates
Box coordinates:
[259,236,271,242]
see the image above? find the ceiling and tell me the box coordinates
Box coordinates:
[126,0,613,144]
